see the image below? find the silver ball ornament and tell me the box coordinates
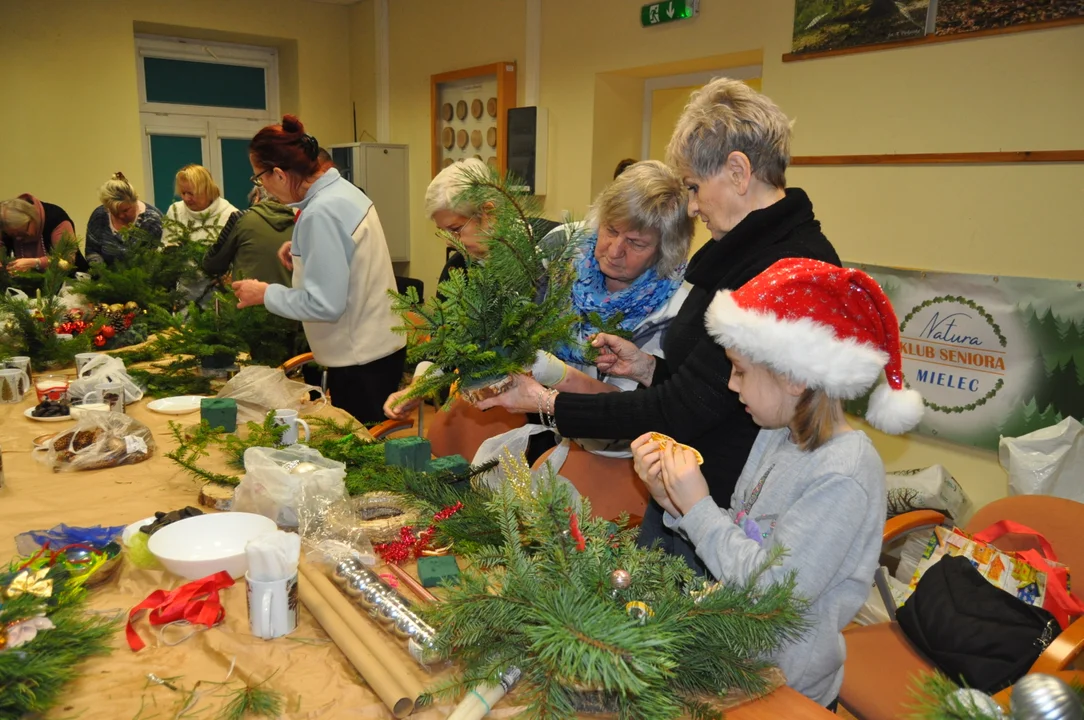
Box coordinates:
[610,569,631,590]
[344,575,366,598]
[946,688,1005,719]
[1010,673,1084,720]
[393,616,417,639]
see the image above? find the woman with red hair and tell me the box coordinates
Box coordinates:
[232,115,405,424]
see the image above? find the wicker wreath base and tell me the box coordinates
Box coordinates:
[352,492,421,544]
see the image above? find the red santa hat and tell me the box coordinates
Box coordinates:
[705,258,923,434]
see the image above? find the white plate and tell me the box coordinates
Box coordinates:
[24,407,75,423]
[122,515,158,546]
[147,396,205,415]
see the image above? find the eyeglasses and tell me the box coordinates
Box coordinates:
[437,216,475,242]
[250,168,272,187]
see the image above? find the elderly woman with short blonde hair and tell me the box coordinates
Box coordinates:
[477,78,842,574]
[162,164,237,245]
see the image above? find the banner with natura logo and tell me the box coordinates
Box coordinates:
[844,265,1084,451]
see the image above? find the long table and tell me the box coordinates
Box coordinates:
[0,386,836,719]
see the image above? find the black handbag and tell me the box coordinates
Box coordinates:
[896,554,1061,693]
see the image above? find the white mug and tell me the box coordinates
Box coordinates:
[74,353,100,377]
[5,356,32,385]
[0,368,30,404]
[85,381,126,413]
[273,409,310,445]
[246,572,298,640]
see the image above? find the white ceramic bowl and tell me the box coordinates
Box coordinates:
[148,512,276,579]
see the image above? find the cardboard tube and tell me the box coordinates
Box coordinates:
[298,575,415,718]
[299,563,427,702]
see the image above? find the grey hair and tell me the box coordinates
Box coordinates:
[665,77,792,189]
[424,158,489,218]
[0,198,36,231]
[585,160,695,278]
[248,185,270,206]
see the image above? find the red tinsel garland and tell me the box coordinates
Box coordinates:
[373,501,463,565]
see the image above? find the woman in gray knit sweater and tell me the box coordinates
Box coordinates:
[632,258,924,707]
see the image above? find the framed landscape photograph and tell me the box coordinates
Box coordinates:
[791,0,934,54]
[934,0,1084,36]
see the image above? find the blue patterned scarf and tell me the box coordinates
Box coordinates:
[555,235,685,365]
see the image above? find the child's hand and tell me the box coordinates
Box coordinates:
[631,433,680,517]
[660,443,710,515]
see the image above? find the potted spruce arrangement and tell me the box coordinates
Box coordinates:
[390,166,582,406]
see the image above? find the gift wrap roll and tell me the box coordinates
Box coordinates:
[298,571,416,717]
[299,563,426,702]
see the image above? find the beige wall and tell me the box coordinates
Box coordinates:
[0,0,354,234]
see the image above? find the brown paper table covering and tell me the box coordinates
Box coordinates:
[0,384,835,719]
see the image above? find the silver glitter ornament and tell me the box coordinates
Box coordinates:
[610,569,631,590]
[946,688,1005,719]
[1010,673,1084,720]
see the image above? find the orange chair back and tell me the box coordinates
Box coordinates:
[426,398,526,461]
[532,441,649,523]
[964,494,1084,574]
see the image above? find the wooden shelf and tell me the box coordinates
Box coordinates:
[430,62,517,178]
[791,150,1084,166]
[783,15,1084,63]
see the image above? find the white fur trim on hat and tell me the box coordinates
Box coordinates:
[706,291,889,399]
[865,382,924,435]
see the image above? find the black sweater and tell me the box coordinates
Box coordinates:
[553,188,841,570]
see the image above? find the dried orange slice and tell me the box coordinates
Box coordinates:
[649,432,704,465]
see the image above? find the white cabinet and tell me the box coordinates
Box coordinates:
[328,143,411,262]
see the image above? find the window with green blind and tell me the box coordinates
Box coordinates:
[149,134,204,211]
[143,57,267,110]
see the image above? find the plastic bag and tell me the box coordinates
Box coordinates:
[233,446,346,528]
[15,523,126,555]
[39,411,155,472]
[69,354,144,403]
[217,366,326,423]
[472,426,581,506]
[1000,416,1084,502]
[886,464,974,523]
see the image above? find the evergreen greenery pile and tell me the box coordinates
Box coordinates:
[420,463,809,720]
[390,167,583,406]
[908,670,1084,719]
[0,562,119,715]
[0,236,101,370]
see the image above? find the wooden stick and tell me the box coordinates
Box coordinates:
[385,563,440,605]
[299,563,426,701]
[297,571,415,718]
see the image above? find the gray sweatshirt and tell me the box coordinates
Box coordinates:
[666,428,886,706]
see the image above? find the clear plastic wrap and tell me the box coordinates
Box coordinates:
[233,446,346,528]
[39,411,155,472]
[69,354,144,403]
[216,366,326,423]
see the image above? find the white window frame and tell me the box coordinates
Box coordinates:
[135,35,280,120]
[136,36,279,208]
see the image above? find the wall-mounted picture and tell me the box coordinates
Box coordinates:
[935,0,1084,36]
[791,0,933,54]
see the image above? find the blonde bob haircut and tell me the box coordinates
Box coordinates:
[585,159,695,279]
[99,172,139,215]
[174,164,221,204]
[0,198,36,232]
[424,158,489,219]
[666,77,793,189]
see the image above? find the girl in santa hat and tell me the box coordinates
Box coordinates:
[631,257,923,709]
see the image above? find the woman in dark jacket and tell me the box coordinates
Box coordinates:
[476,78,842,573]
[1,194,89,273]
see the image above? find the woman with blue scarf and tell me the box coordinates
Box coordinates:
[473,160,695,463]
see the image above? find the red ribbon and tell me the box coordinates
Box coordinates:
[126,571,235,651]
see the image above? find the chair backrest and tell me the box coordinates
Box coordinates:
[964,495,1084,573]
[426,398,526,461]
[532,441,649,523]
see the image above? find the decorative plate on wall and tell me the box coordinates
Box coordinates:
[471,129,482,149]
[457,129,469,149]
[443,157,455,168]
[456,100,468,120]
[486,127,497,148]
[441,103,453,122]
[474,154,483,161]
[471,98,483,119]
[487,156,498,168]
[487,97,497,117]
[441,127,454,149]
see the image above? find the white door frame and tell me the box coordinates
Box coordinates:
[640,65,762,160]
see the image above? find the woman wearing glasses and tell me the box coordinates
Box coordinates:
[232,114,405,424]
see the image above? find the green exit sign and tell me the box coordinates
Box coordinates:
[641,0,699,27]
